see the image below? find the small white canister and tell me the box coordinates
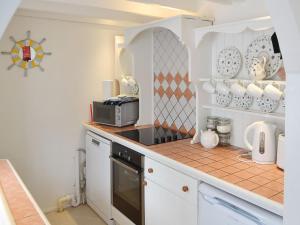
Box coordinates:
[276,134,285,170]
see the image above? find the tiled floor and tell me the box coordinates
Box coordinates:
[46,205,107,225]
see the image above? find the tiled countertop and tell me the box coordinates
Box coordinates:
[84,122,284,215]
[0,160,50,225]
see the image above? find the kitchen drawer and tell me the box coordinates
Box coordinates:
[144,157,198,205]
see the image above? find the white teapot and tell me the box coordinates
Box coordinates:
[200,129,219,149]
[249,56,267,80]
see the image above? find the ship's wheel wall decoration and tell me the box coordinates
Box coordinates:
[1,31,52,77]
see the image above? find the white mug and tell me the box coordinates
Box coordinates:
[246,83,264,98]
[202,81,216,94]
[230,83,246,97]
[216,82,230,95]
[264,84,283,101]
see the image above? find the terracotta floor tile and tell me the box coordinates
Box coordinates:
[175,157,193,164]
[185,161,203,168]
[222,175,244,184]
[209,162,227,169]
[207,154,224,161]
[221,166,240,174]
[236,180,260,191]
[248,176,272,185]
[260,171,283,180]
[208,170,229,178]
[177,151,194,157]
[252,187,279,198]
[271,193,284,204]
[276,177,284,184]
[245,167,265,175]
[264,181,284,192]
[196,158,215,165]
[196,165,216,173]
[235,171,256,179]
[186,153,204,160]
[232,163,252,170]
[219,159,239,166]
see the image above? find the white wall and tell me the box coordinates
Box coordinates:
[0,15,119,211]
[198,0,269,24]
[0,0,21,38]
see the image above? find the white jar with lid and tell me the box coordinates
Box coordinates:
[217,118,231,134]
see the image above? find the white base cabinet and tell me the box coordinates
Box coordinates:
[144,158,198,225]
[145,179,197,225]
[86,132,112,224]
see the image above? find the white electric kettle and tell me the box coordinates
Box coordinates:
[244,121,277,164]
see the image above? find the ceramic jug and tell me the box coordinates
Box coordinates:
[200,129,219,149]
[249,56,267,80]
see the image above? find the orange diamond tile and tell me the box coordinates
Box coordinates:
[184,88,193,100]
[183,73,189,84]
[165,87,173,98]
[174,73,182,85]
[158,72,164,83]
[166,73,173,84]
[174,87,183,99]
[157,86,164,97]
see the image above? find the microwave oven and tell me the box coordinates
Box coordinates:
[93,98,139,127]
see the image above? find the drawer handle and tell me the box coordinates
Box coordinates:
[92,139,100,146]
[182,186,189,192]
[148,168,154,173]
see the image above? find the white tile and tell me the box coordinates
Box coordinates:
[179,110,187,124]
[179,81,187,93]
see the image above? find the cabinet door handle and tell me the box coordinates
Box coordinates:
[92,139,100,146]
[182,186,189,192]
[148,168,154,173]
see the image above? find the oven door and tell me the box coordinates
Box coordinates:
[111,157,143,225]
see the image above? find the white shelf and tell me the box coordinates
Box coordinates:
[198,78,286,85]
[202,104,285,121]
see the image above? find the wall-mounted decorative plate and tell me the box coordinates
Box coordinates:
[216,47,242,78]
[1,31,51,77]
[245,35,282,79]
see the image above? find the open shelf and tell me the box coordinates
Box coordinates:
[198,78,286,85]
[202,104,285,121]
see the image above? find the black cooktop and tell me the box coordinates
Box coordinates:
[116,126,192,146]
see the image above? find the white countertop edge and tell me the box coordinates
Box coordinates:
[4,160,51,225]
[83,123,284,217]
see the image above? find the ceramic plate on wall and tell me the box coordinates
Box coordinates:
[245,35,282,79]
[216,47,242,78]
[257,95,279,113]
[232,94,253,110]
[216,92,232,107]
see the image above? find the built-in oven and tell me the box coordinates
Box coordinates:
[111,142,144,225]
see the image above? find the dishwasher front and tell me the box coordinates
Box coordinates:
[198,183,283,225]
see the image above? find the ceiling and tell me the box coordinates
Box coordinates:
[17,0,246,28]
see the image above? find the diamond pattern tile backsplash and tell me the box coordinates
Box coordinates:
[153,29,196,135]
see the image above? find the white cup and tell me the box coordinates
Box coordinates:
[202,81,216,94]
[230,83,246,97]
[264,84,283,101]
[246,83,264,98]
[216,82,230,95]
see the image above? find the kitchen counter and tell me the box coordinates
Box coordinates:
[0,160,50,225]
[83,122,284,216]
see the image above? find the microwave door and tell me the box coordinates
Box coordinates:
[93,103,116,125]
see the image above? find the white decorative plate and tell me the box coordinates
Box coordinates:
[216,47,242,78]
[245,35,282,79]
[257,95,279,113]
[216,92,232,107]
[232,94,253,110]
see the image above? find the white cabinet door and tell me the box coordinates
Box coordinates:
[145,179,197,225]
[86,133,111,223]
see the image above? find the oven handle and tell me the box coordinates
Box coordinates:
[110,156,140,175]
